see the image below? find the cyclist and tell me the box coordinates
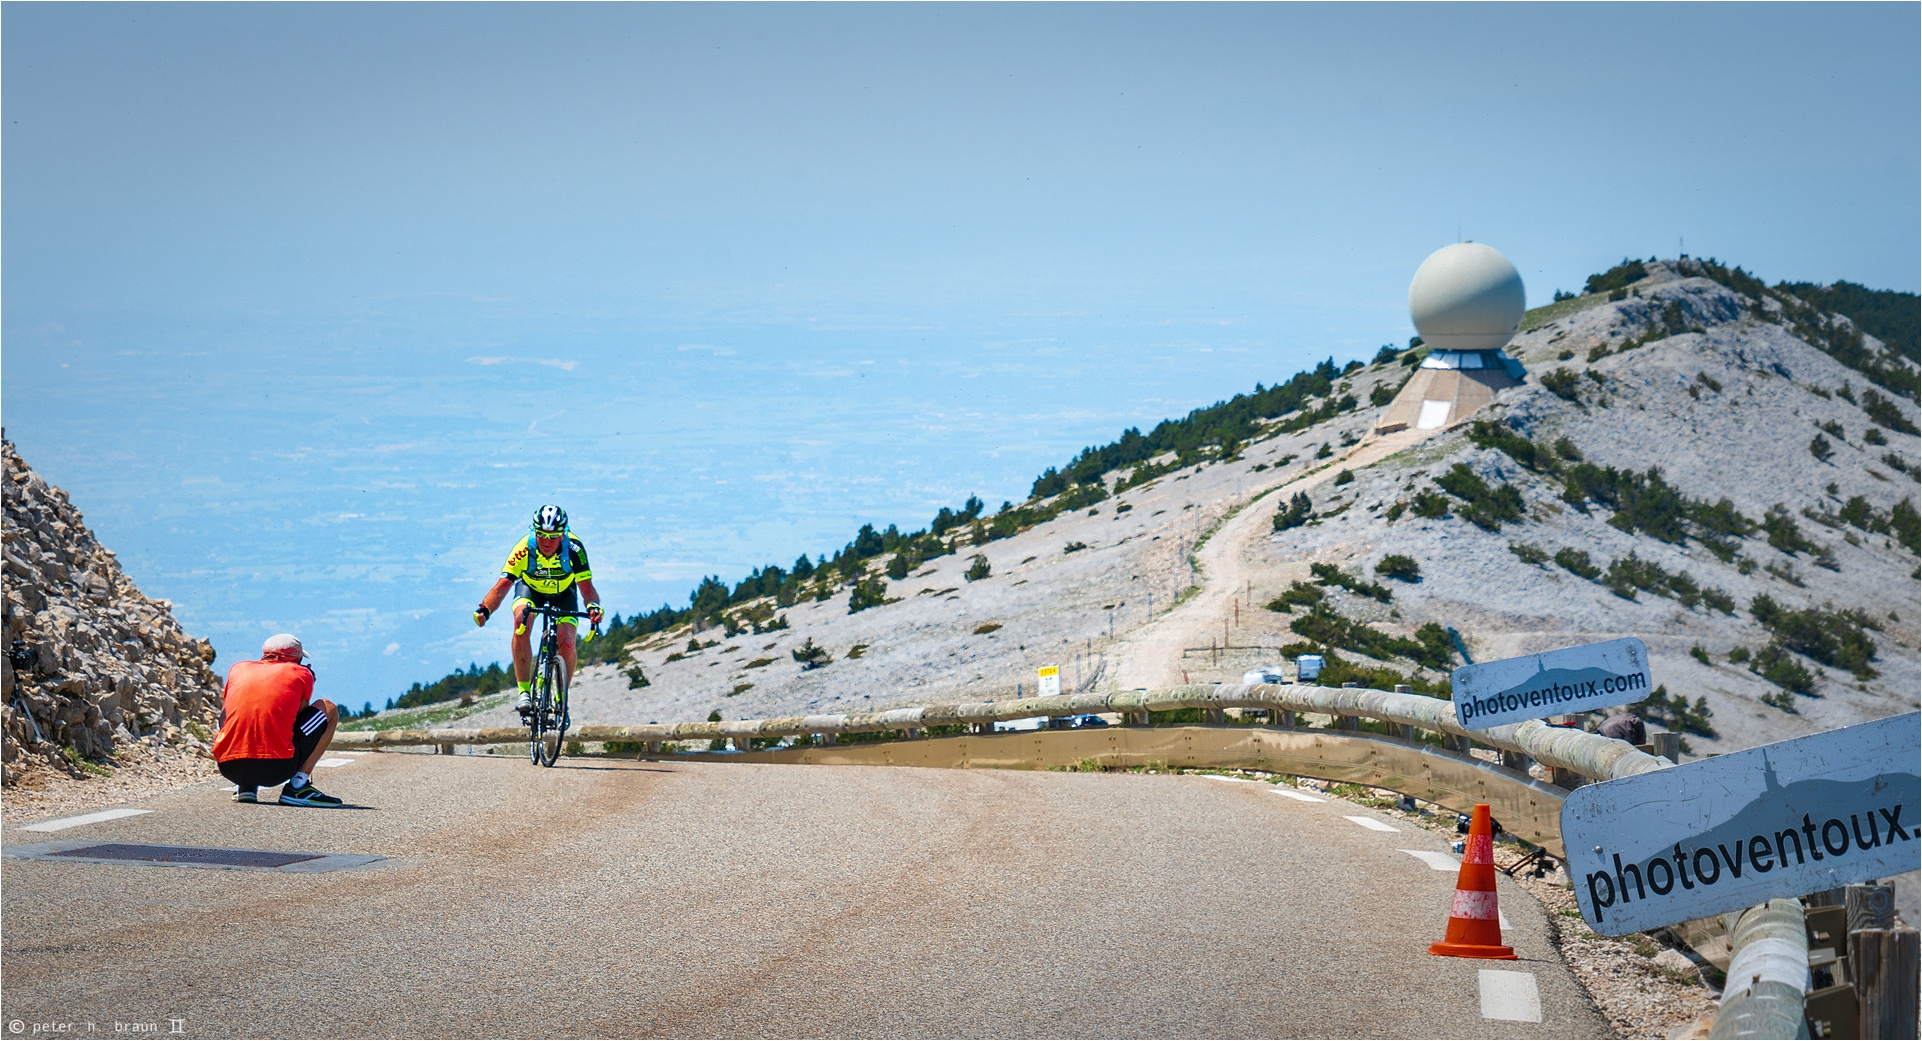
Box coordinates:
[472,505,604,722]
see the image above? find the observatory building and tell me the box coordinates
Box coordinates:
[1375,243,1528,433]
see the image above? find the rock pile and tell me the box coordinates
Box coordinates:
[3,437,222,781]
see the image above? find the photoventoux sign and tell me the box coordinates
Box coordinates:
[1451,637,1651,731]
[1562,712,1921,935]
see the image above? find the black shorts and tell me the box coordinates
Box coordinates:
[217,704,329,789]
[512,583,581,625]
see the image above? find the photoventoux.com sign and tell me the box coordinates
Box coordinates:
[1451,637,1651,731]
[1562,712,1921,935]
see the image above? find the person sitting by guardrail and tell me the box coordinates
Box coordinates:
[1597,712,1646,745]
[211,634,342,807]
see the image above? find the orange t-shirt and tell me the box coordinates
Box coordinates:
[212,660,316,762]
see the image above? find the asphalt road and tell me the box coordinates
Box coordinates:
[2,753,1613,1039]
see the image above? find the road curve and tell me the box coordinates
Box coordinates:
[3,753,1610,1039]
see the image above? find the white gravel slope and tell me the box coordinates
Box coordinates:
[470,263,1919,755]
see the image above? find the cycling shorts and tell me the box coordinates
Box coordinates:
[513,583,582,627]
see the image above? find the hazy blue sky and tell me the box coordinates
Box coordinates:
[5,3,1916,703]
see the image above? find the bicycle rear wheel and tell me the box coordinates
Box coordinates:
[535,651,563,767]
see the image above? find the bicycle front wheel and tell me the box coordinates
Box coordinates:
[536,652,563,767]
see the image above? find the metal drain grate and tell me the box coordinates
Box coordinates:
[55,843,324,869]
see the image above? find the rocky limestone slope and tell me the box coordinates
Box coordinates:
[3,437,223,783]
[434,260,1918,756]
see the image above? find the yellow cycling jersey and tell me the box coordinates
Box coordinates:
[501,534,593,595]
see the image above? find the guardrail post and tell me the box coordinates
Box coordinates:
[732,736,750,752]
[1846,883,1894,934]
[1336,715,1358,732]
[1276,709,1293,729]
[1500,749,1529,774]
[1652,731,1682,763]
[437,742,454,756]
[822,732,838,745]
[1851,926,1919,1039]
[1202,708,1223,725]
[646,741,662,755]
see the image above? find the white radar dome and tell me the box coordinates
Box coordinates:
[1408,243,1526,352]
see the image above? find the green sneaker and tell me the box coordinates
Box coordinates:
[233,787,258,803]
[278,782,343,808]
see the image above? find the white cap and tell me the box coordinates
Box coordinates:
[261,634,306,661]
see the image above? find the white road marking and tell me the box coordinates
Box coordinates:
[316,758,355,768]
[1269,788,1325,802]
[1478,969,1542,1022]
[1200,774,1252,784]
[20,808,152,833]
[1501,909,1512,930]
[1344,815,1400,832]
[1398,848,1458,871]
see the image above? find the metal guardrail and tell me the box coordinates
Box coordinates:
[339,679,1808,1036]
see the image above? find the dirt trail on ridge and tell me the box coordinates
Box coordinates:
[1109,427,1436,690]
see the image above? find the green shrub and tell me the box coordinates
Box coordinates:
[1750,642,1816,695]
[1434,464,1524,531]
[1728,646,1751,663]
[1264,582,1324,613]
[1810,434,1834,462]
[1411,491,1450,519]
[1762,505,1822,556]
[1689,644,1711,665]
[1508,542,1549,565]
[1310,562,1393,602]
[1287,602,1451,669]
[1861,390,1919,434]
[1586,259,1648,296]
[792,638,831,670]
[1865,428,1888,445]
[1760,690,1799,713]
[965,554,992,581]
[1063,541,1088,554]
[1882,453,1921,481]
[848,576,892,614]
[1555,547,1601,579]
[1750,595,1879,679]
[973,622,1002,635]
[1272,492,1313,532]
[1334,469,1355,486]
[1628,684,1715,738]
[1540,367,1582,401]
[1374,555,1421,582]
[847,644,868,659]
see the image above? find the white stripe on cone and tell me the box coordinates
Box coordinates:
[1451,889,1499,921]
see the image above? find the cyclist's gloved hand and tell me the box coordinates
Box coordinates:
[586,602,604,627]
[473,604,491,628]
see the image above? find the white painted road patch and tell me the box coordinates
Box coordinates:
[1345,815,1400,832]
[1399,849,1458,871]
[1200,774,1252,784]
[1478,969,1542,1022]
[316,758,355,768]
[1270,788,1325,802]
[20,808,152,833]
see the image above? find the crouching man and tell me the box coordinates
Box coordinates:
[211,634,342,807]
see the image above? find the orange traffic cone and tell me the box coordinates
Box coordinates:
[1429,803,1516,959]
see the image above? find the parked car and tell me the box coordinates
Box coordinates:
[1241,665,1287,685]
[1070,713,1109,728]
[1295,654,1324,683]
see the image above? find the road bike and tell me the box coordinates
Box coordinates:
[520,604,598,767]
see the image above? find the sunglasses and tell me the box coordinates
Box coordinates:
[533,529,565,539]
